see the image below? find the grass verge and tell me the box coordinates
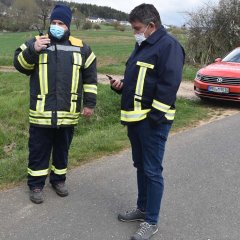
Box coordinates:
[0,72,214,189]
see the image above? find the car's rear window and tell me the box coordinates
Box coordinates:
[222,48,240,63]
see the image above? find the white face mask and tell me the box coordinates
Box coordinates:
[134,25,149,46]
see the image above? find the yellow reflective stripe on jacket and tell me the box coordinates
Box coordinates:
[70,94,78,113]
[29,117,52,125]
[121,109,151,122]
[135,61,154,111]
[165,109,176,120]
[39,53,48,95]
[84,52,96,69]
[83,84,97,94]
[29,109,52,118]
[136,61,154,69]
[152,99,171,113]
[71,52,82,93]
[20,44,27,51]
[57,118,79,125]
[51,165,67,175]
[29,110,80,119]
[28,168,49,176]
[36,95,46,112]
[57,111,80,118]
[17,52,35,70]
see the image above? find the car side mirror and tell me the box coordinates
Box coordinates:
[214,58,222,62]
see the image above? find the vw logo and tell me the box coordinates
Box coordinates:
[217,77,223,83]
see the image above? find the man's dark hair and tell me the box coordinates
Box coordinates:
[129,4,161,28]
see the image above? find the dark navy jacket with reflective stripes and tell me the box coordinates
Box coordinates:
[14,34,97,127]
[120,26,185,126]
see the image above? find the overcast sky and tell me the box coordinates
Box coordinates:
[73,0,219,26]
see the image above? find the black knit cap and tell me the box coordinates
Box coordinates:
[50,4,72,29]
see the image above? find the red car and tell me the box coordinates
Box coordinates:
[194,47,240,101]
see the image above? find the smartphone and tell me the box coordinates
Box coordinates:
[106,74,113,80]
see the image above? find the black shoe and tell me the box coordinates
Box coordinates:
[118,208,146,222]
[52,182,69,197]
[29,188,44,204]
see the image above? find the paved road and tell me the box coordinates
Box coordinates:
[0,114,240,240]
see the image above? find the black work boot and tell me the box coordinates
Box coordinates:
[29,188,44,204]
[52,182,69,197]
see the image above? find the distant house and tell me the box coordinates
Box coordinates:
[119,21,131,26]
[104,18,118,24]
[86,17,104,23]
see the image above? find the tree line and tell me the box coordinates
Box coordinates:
[0,0,129,31]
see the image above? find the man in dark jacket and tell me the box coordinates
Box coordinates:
[14,4,97,204]
[110,4,184,240]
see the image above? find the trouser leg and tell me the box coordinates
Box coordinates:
[28,126,53,190]
[140,120,172,224]
[50,127,74,185]
[128,124,147,212]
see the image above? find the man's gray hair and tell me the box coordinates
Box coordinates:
[129,4,161,28]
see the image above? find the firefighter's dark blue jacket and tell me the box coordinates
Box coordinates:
[119,25,185,126]
[14,33,97,128]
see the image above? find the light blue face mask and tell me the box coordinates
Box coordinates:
[50,25,65,39]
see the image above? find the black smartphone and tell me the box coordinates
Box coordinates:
[106,74,113,80]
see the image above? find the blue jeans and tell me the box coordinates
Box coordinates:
[127,119,172,224]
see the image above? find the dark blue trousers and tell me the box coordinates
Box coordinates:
[28,126,74,190]
[127,119,172,224]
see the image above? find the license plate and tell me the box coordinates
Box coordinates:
[208,86,229,93]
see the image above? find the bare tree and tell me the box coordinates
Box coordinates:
[72,8,86,30]
[35,0,53,30]
[186,0,240,65]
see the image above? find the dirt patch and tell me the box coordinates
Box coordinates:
[0,66,17,73]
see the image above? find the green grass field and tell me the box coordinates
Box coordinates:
[0,72,211,187]
[0,25,197,80]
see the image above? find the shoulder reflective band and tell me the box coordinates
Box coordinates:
[84,52,96,69]
[28,168,49,176]
[165,109,176,120]
[20,44,27,51]
[71,52,82,93]
[51,165,67,175]
[69,36,83,47]
[83,84,97,94]
[17,52,35,70]
[135,61,154,111]
[152,99,171,113]
[121,109,151,122]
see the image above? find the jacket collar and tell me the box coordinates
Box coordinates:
[145,25,167,45]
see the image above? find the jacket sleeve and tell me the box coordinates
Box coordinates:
[13,38,39,76]
[148,40,185,126]
[82,45,97,108]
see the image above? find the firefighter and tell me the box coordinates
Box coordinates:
[14,4,97,204]
[110,4,185,240]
